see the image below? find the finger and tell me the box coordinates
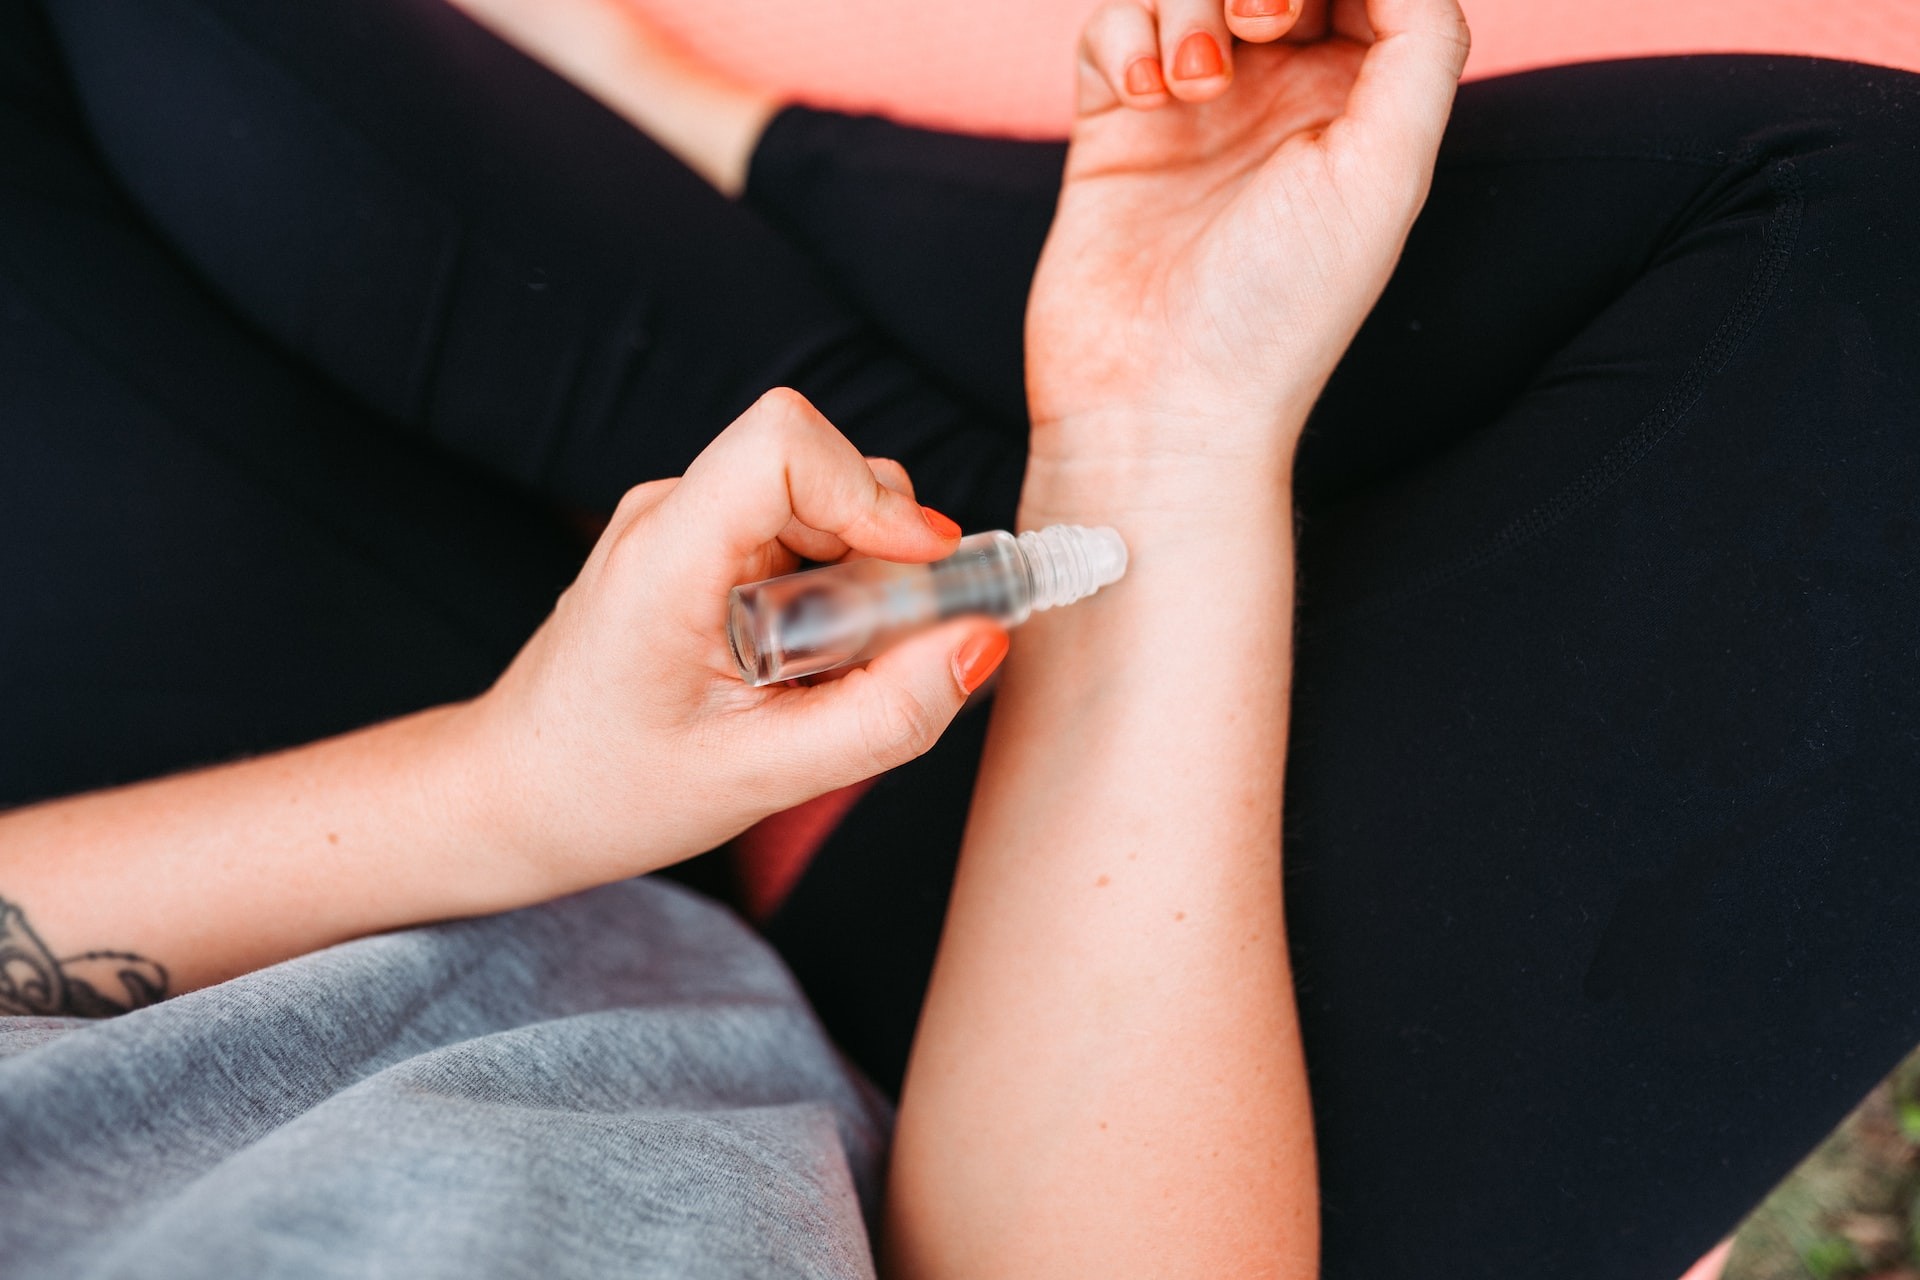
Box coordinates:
[1158,0,1233,103]
[602,476,679,541]
[1077,0,1169,115]
[769,619,1009,783]
[662,388,964,590]
[867,456,916,501]
[776,457,920,562]
[1224,0,1303,46]
[1331,0,1375,40]
[774,520,851,564]
[1324,0,1469,205]
[1284,0,1332,40]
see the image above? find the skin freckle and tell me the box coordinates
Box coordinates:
[326,832,339,845]
[1173,911,1186,922]
[1095,874,1111,888]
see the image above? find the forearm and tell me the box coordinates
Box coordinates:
[887,454,1315,1277]
[0,704,517,1013]
[0,392,1002,1018]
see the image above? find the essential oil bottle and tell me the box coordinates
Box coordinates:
[727,525,1128,686]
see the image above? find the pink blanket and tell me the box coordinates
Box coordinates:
[627,0,1920,137]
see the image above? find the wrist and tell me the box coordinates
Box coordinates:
[1028,382,1317,458]
[413,697,558,918]
[1018,421,1300,537]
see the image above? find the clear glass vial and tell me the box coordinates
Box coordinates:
[727,525,1128,686]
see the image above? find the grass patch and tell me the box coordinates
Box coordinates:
[1728,1046,1920,1280]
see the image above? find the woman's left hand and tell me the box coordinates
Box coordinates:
[1024,0,1470,487]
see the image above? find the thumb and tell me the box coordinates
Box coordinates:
[1326,0,1470,206]
[771,619,1010,786]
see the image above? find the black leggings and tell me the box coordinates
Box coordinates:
[7,0,1920,1273]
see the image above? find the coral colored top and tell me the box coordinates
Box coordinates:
[627,0,1920,139]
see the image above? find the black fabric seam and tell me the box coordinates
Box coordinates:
[406,222,465,428]
[1435,145,1743,173]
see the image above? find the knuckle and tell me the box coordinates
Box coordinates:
[866,456,912,493]
[609,479,666,525]
[756,385,809,412]
[602,518,651,575]
[857,684,942,771]
[752,386,815,433]
[1156,0,1202,31]
[731,389,809,454]
[1085,0,1145,47]
[1415,5,1473,65]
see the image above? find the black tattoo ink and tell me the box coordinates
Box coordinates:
[0,897,167,1016]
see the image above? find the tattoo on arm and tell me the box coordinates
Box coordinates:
[0,896,168,1017]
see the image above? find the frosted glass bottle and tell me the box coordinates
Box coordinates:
[727,525,1128,686]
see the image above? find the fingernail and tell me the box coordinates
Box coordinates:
[1172,31,1224,81]
[953,629,1010,694]
[1124,56,1166,96]
[921,505,962,539]
[1230,0,1287,16]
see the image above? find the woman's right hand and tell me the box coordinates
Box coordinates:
[453,388,1008,904]
[1023,0,1469,500]
[0,390,999,1003]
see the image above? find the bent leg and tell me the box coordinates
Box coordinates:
[745,108,1067,428]
[772,54,1920,1280]
[0,0,581,805]
[1285,56,1920,1279]
[35,0,1023,529]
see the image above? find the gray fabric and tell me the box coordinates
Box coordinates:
[0,879,890,1279]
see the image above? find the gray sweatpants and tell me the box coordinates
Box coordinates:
[0,880,889,1278]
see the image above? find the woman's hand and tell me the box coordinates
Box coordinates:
[461,388,1008,900]
[1024,0,1469,489]
[890,10,1474,1270]
[0,390,1001,1003]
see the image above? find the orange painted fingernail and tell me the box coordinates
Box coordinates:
[954,629,1010,694]
[1230,0,1287,16]
[1172,31,1224,80]
[921,505,962,539]
[1124,56,1166,96]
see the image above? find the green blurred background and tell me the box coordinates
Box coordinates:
[1727,1047,1920,1280]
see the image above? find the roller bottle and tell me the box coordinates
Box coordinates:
[727,525,1128,686]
